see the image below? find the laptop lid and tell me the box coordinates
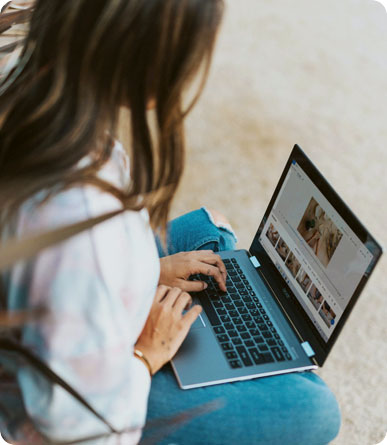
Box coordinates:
[249,145,383,366]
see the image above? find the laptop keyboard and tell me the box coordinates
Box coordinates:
[194,258,292,369]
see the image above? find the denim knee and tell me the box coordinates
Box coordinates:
[297,373,341,445]
[156,207,237,257]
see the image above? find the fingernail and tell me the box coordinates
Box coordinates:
[203,283,208,289]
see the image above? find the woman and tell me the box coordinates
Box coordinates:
[0,1,341,444]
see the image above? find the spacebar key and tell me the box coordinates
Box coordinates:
[198,294,221,326]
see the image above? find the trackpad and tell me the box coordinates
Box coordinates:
[190,312,206,330]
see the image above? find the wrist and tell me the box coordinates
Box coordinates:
[134,348,153,377]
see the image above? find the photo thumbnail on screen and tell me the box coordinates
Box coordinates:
[318,300,337,328]
[296,269,312,293]
[297,197,343,267]
[285,251,302,278]
[276,238,290,261]
[266,223,280,247]
[307,284,323,310]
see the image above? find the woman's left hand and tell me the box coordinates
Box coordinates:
[159,251,227,293]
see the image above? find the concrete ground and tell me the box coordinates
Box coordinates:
[172,1,387,444]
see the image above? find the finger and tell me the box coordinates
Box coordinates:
[195,262,227,292]
[162,287,184,307]
[154,285,171,303]
[182,304,202,327]
[173,292,192,314]
[176,278,208,293]
[194,251,227,279]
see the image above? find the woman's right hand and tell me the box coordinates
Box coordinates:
[135,285,202,375]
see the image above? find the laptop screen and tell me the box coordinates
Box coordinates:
[257,153,376,343]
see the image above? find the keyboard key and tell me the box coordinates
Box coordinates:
[281,346,287,353]
[278,340,284,346]
[222,296,231,303]
[267,339,277,347]
[231,258,237,263]
[229,310,239,318]
[259,308,266,315]
[241,332,251,340]
[223,259,231,264]
[240,273,246,279]
[250,291,256,296]
[285,352,292,360]
[236,324,247,332]
[216,308,227,316]
[217,334,229,343]
[242,314,252,322]
[229,360,243,369]
[258,323,268,331]
[224,322,234,330]
[253,316,263,324]
[238,307,248,315]
[239,289,248,295]
[220,315,231,323]
[263,331,272,338]
[248,347,266,365]
[221,342,234,351]
[214,326,225,334]
[243,280,249,285]
[236,346,253,366]
[258,344,269,352]
[245,321,255,329]
[247,286,252,291]
[235,283,244,289]
[253,336,264,344]
[274,333,280,339]
[251,329,260,337]
[242,295,252,303]
[232,316,243,325]
[234,300,244,307]
[226,351,237,359]
[246,302,255,310]
[213,301,223,308]
[244,340,254,348]
[262,352,274,363]
[263,314,269,321]
[271,347,285,362]
[232,337,242,345]
[228,329,239,337]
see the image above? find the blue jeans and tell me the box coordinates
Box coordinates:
[147,208,341,445]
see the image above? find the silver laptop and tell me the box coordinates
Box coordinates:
[172,145,383,389]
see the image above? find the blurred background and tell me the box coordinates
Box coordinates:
[172,1,387,444]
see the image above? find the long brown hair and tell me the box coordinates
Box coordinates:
[0,0,224,231]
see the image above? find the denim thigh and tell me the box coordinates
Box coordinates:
[144,365,341,445]
[155,207,238,257]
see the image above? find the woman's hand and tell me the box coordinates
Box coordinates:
[159,250,227,292]
[135,285,202,375]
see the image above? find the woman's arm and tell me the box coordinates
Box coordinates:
[6,186,156,443]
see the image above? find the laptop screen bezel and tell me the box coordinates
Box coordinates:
[249,144,383,366]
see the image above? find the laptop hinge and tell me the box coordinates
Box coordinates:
[301,341,315,358]
[249,256,261,268]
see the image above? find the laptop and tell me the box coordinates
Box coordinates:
[171,144,383,389]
